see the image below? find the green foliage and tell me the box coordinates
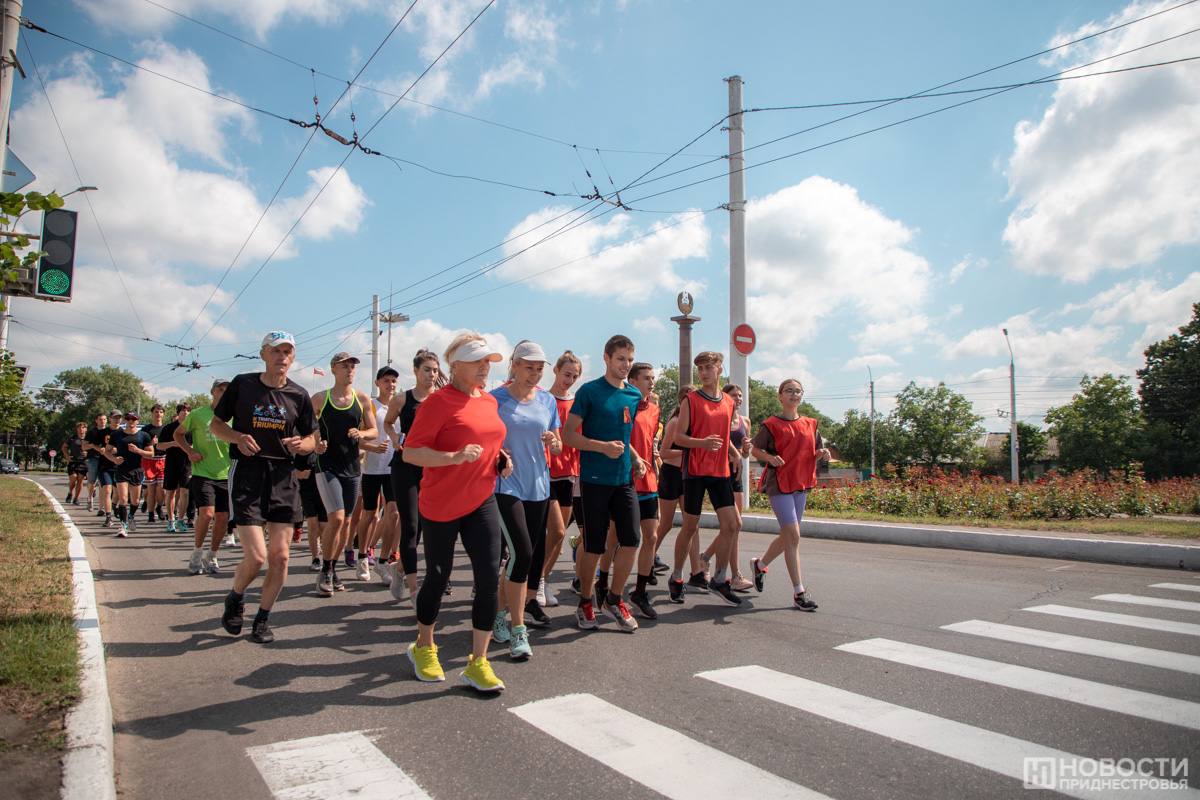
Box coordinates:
[891,382,984,467]
[998,421,1049,478]
[38,365,158,457]
[1137,303,1200,478]
[1045,374,1142,475]
[831,408,906,473]
[0,191,64,303]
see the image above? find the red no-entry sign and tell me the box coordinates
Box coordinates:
[732,323,756,356]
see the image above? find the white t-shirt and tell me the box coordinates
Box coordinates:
[362,397,396,475]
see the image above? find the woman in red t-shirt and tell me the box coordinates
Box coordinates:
[542,350,582,608]
[402,332,511,691]
[748,379,830,612]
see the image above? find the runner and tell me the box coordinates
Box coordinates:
[295,451,326,572]
[542,351,582,609]
[491,340,560,660]
[95,410,123,527]
[562,334,646,633]
[624,363,661,619]
[108,412,154,537]
[403,332,508,692]
[352,366,400,583]
[312,352,379,595]
[157,403,192,532]
[82,412,108,511]
[655,387,705,595]
[385,349,443,604]
[140,404,167,524]
[212,331,318,644]
[668,351,743,607]
[62,421,88,504]
[748,379,828,611]
[699,384,755,591]
[177,380,232,575]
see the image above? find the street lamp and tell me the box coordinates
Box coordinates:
[1002,328,1018,484]
[61,185,97,199]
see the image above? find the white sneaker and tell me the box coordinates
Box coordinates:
[378,561,393,586]
[223,533,237,548]
[542,581,559,607]
[389,570,408,602]
[188,549,203,574]
[357,559,371,581]
[204,554,220,574]
[536,578,547,607]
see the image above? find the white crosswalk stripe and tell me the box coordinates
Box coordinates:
[509,693,833,800]
[697,666,1200,800]
[1094,594,1200,613]
[1023,604,1200,636]
[247,731,431,800]
[835,637,1200,730]
[1151,583,1200,594]
[942,619,1200,675]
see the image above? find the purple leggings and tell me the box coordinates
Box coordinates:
[768,490,808,527]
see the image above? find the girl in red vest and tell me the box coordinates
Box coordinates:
[748,379,830,611]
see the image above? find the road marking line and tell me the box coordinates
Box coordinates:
[836,638,1200,730]
[246,731,430,800]
[510,693,831,800]
[1094,594,1200,613]
[1151,583,1200,594]
[942,620,1200,675]
[698,666,1199,799]
[1024,604,1200,636]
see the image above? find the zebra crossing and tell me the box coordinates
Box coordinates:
[248,577,1200,799]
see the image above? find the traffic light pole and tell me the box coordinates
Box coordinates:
[0,0,25,353]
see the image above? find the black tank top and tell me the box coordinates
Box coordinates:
[316,389,363,476]
[389,389,425,471]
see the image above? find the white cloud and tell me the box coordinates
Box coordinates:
[844,354,898,371]
[948,254,987,284]
[752,351,815,393]
[854,315,932,354]
[77,0,373,39]
[494,207,710,302]
[632,316,667,333]
[1003,0,1200,281]
[1075,271,1200,357]
[943,311,1125,377]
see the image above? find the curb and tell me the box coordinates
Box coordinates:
[679,510,1200,571]
[25,479,117,800]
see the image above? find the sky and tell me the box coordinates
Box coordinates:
[7,0,1199,431]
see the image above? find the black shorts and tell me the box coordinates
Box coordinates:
[298,474,327,522]
[68,459,88,476]
[658,463,683,501]
[229,458,300,526]
[189,475,229,514]
[682,475,736,515]
[361,473,394,512]
[730,465,744,493]
[116,468,144,486]
[164,461,191,491]
[580,481,640,555]
[549,477,574,507]
[638,496,659,521]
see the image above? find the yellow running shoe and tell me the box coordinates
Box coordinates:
[461,654,505,692]
[407,642,445,682]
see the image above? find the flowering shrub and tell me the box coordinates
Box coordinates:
[799,468,1200,520]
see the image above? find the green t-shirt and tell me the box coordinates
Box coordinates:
[181,406,230,480]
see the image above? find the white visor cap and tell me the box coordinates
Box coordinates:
[449,338,503,364]
[511,340,550,365]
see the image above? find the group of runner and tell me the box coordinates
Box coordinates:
[70,327,830,693]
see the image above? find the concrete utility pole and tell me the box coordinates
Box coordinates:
[0,0,24,353]
[370,294,380,381]
[1003,328,1019,484]
[379,311,409,366]
[726,75,748,500]
[868,367,877,478]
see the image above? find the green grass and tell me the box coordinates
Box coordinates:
[0,478,79,717]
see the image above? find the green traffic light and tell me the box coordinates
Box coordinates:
[39,268,70,295]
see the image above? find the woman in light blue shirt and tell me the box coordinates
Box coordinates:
[491,340,561,661]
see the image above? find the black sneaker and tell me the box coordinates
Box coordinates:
[332,574,346,592]
[794,592,818,612]
[646,572,658,586]
[708,579,744,607]
[668,577,685,604]
[524,598,551,628]
[222,594,245,635]
[652,555,669,575]
[569,576,581,595]
[629,590,658,620]
[96,509,105,517]
[686,572,709,592]
[250,619,275,643]
[751,558,767,593]
[147,511,156,524]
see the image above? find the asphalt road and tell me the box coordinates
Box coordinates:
[38,474,1200,799]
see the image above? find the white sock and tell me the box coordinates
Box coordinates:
[794,583,805,594]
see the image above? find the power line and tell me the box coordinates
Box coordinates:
[9,320,168,365]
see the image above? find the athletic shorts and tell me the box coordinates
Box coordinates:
[298,475,327,523]
[729,465,743,493]
[116,468,144,486]
[638,495,659,521]
[314,471,361,514]
[163,461,191,491]
[189,475,229,515]
[580,481,640,555]
[141,458,165,483]
[361,473,394,512]
[682,475,735,515]
[658,463,683,502]
[549,477,575,507]
[98,469,117,487]
[86,458,100,482]
[228,458,301,526]
[69,459,88,476]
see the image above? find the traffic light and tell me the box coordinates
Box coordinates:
[35,208,77,301]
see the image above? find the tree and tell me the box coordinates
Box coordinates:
[891,381,984,467]
[1004,421,1049,478]
[832,408,905,473]
[1137,303,1200,478]
[1045,374,1142,475]
[0,190,64,300]
[38,364,158,459]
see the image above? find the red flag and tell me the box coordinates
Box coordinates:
[313,367,326,376]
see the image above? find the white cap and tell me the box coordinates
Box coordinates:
[261,330,297,349]
[511,340,549,364]
[448,338,503,364]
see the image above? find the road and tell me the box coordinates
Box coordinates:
[37,474,1200,799]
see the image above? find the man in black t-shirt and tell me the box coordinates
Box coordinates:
[140,404,167,523]
[82,412,108,511]
[211,330,317,644]
[63,421,89,504]
[107,412,155,537]
[95,410,125,527]
[157,403,192,532]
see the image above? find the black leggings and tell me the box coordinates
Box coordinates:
[496,494,548,590]
[391,462,422,574]
[416,496,501,631]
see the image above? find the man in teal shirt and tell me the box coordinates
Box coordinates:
[176,379,232,575]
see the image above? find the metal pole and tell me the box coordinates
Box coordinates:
[868,367,876,479]
[0,0,24,354]
[370,294,380,382]
[1003,328,1019,484]
[726,75,748,502]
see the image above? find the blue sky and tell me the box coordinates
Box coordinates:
[9,0,1199,430]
